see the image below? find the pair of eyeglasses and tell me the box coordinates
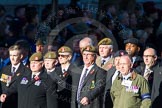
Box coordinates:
[143,55,155,58]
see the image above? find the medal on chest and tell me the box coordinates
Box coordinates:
[34,80,41,86]
[0,74,12,87]
[126,85,139,93]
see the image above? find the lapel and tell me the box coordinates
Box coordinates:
[56,65,72,79]
[96,56,113,70]
[96,57,102,67]
[55,67,64,79]
[82,65,96,87]
[107,67,116,81]
[10,63,24,84]
[27,71,46,87]
[5,65,12,76]
[141,66,146,76]
[26,71,34,87]
[102,58,113,69]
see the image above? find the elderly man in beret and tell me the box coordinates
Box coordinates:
[103,50,128,108]
[96,38,114,71]
[0,52,58,108]
[124,38,143,68]
[44,51,58,77]
[71,45,106,108]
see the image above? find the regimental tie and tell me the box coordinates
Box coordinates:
[11,67,16,76]
[144,68,153,81]
[77,68,88,102]
[32,75,36,80]
[101,60,106,67]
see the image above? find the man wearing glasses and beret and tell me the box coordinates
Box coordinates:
[71,45,106,108]
[53,46,77,108]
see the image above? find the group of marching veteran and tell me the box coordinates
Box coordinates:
[0,36,162,108]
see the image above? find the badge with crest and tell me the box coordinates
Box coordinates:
[90,80,95,89]
[20,77,28,85]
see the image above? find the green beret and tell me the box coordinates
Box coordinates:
[98,38,113,46]
[44,51,57,59]
[35,38,45,46]
[29,52,43,61]
[58,46,72,55]
[82,45,96,53]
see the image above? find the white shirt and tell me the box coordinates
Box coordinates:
[61,64,70,73]
[102,56,111,64]
[47,68,55,73]
[78,65,94,86]
[12,63,21,72]
[32,72,40,79]
[112,70,119,84]
[132,56,137,64]
[122,72,132,80]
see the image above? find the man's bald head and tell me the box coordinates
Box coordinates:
[79,37,93,52]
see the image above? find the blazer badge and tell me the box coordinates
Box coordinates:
[20,77,28,85]
[90,80,95,89]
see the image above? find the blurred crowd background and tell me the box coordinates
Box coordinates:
[0,0,162,56]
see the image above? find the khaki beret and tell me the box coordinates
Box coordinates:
[58,46,72,55]
[29,52,43,61]
[35,38,45,46]
[44,51,57,59]
[82,45,96,53]
[98,38,113,46]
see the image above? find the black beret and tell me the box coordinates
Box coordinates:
[114,50,128,58]
[124,38,139,46]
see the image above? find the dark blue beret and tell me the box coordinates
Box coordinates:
[124,38,139,46]
[114,50,128,58]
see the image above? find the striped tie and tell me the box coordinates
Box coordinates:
[11,67,16,76]
[77,69,88,102]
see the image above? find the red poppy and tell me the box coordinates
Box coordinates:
[34,76,40,81]
[90,69,95,74]
[63,72,68,77]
